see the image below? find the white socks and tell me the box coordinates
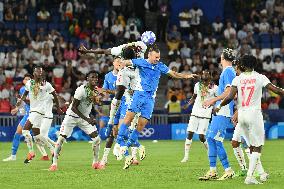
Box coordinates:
[233,147,247,171]
[92,136,101,164]
[247,152,261,177]
[36,144,48,156]
[184,139,192,159]
[22,130,34,153]
[52,136,66,165]
[202,141,208,150]
[131,147,138,160]
[108,98,121,125]
[101,148,110,164]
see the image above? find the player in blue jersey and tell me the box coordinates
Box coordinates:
[118,45,197,169]
[3,74,32,161]
[199,48,236,181]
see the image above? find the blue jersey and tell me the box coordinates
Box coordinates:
[216,66,236,117]
[19,86,30,115]
[131,58,170,93]
[103,71,117,99]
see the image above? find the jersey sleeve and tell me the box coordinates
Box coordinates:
[19,86,26,96]
[231,76,239,87]
[131,58,145,67]
[261,74,271,87]
[223,68,236,88]
[159,63,170,75]
[102,75,109,90]
[110,44,126,56]
[73,86,85,100]
[25,80,31,92]
[194,83,199,94]
[46,82,55,93]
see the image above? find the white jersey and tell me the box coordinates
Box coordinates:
[44,93,54,118]
[232,71,270,111]
[110,41,147,58]
[191,82,218,118]
[66,84,93,118]
[25,80,55,114]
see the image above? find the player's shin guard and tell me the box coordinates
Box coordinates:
[52,136,66,165]
[247,152,261,177]
[207,137,217,168]
[131,147,138,160]
[233,147,247,171]
[184,139,192,160]
[101,148,110,164]
[108,98,121,125]
[216,141,230,169]
[11,133,22,155]
[92,136,101,164]
[22,130,34,153]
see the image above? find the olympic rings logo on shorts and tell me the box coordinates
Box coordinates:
[139,128,155,137]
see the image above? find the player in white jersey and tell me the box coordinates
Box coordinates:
[14,65,63,163]
[181,71,217,163]
[216,54,284,184]
[49,71,102,171]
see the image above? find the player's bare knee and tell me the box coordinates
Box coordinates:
[187,132,194,140]
[115,86,126,100]
[89,131,98,138]
[231,140,240,148]
[32,128,40,136]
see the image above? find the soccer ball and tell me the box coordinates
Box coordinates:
[141,31,156,45]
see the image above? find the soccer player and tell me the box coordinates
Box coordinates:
[181,71,217,163]
[200,48,236,180]
[49,71,102,171]
[118,45,197,169]
[3,74,32,161]
[215,54,284,184]
[14,65,62,163]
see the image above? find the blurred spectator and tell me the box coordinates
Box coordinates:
[180,42,191,59]
[111,19,124,42]
[4,7,14,21]
[268,97,279,109]
[40,48,55,64]
[164,95,182,123]
[178,8,191,37]
[169,58,182,71]
[237,25,248,41]
[25,0,36,8]
[259,16,270,34]
[59,0,73,21]
[166,25,181,53]
[91,25,104,48]
[24,58,35,75]
[124,23,140,42]
[224,21,236,40]
[15,3,27,21]
[74,0,86,15]
[64,42,77,61]
[127,12,142,32]
[0,1,3,22]
[212,16,223,36]
[274,55,284,73]
[37,6,51,21]
[156,3,169,42]
[0,67,6,85]
[189,4,203,32]
[112,0,122,13]
[263,56,275,72]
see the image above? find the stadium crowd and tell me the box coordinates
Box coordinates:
[0,0,283,114]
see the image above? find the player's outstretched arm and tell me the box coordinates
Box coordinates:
[168,70,198,79]
[78,45,111,55]
[203,86,231,108]
[183,94,197,109]
[11,90,29,115]
[266,83,284,96]
[215,86,237,112]
[51,91,63,114]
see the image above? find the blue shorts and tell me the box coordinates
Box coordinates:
[99,116,110,126]
[19,114,29,127]
[114,99,128,124]
[207,115,233,141]
[128,91,154,120]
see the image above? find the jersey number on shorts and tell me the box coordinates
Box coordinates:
[241,86,255,107]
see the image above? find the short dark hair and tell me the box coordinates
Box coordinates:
[33,64,43,72]
[121,46,136,59]
[171,95,177,102]
[86,70,99,78]
[147,44,160,53]
[240,54,256,70]
[222,48,235,62]
[24,73,33,79]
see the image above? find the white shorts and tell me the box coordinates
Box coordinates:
[40,115,53,137]
[232,123,250,146]
[59,115,97,138]
[28,111,45,129]
[187,116,210,135]
[238,110,265,147]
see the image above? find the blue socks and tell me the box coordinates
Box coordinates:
[207,137,217,167]
[117,123,129,147]
[126,129,140,148]
[216,141,230,169]
[11,133,22,155]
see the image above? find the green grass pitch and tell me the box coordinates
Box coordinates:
[0,140,283,189]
